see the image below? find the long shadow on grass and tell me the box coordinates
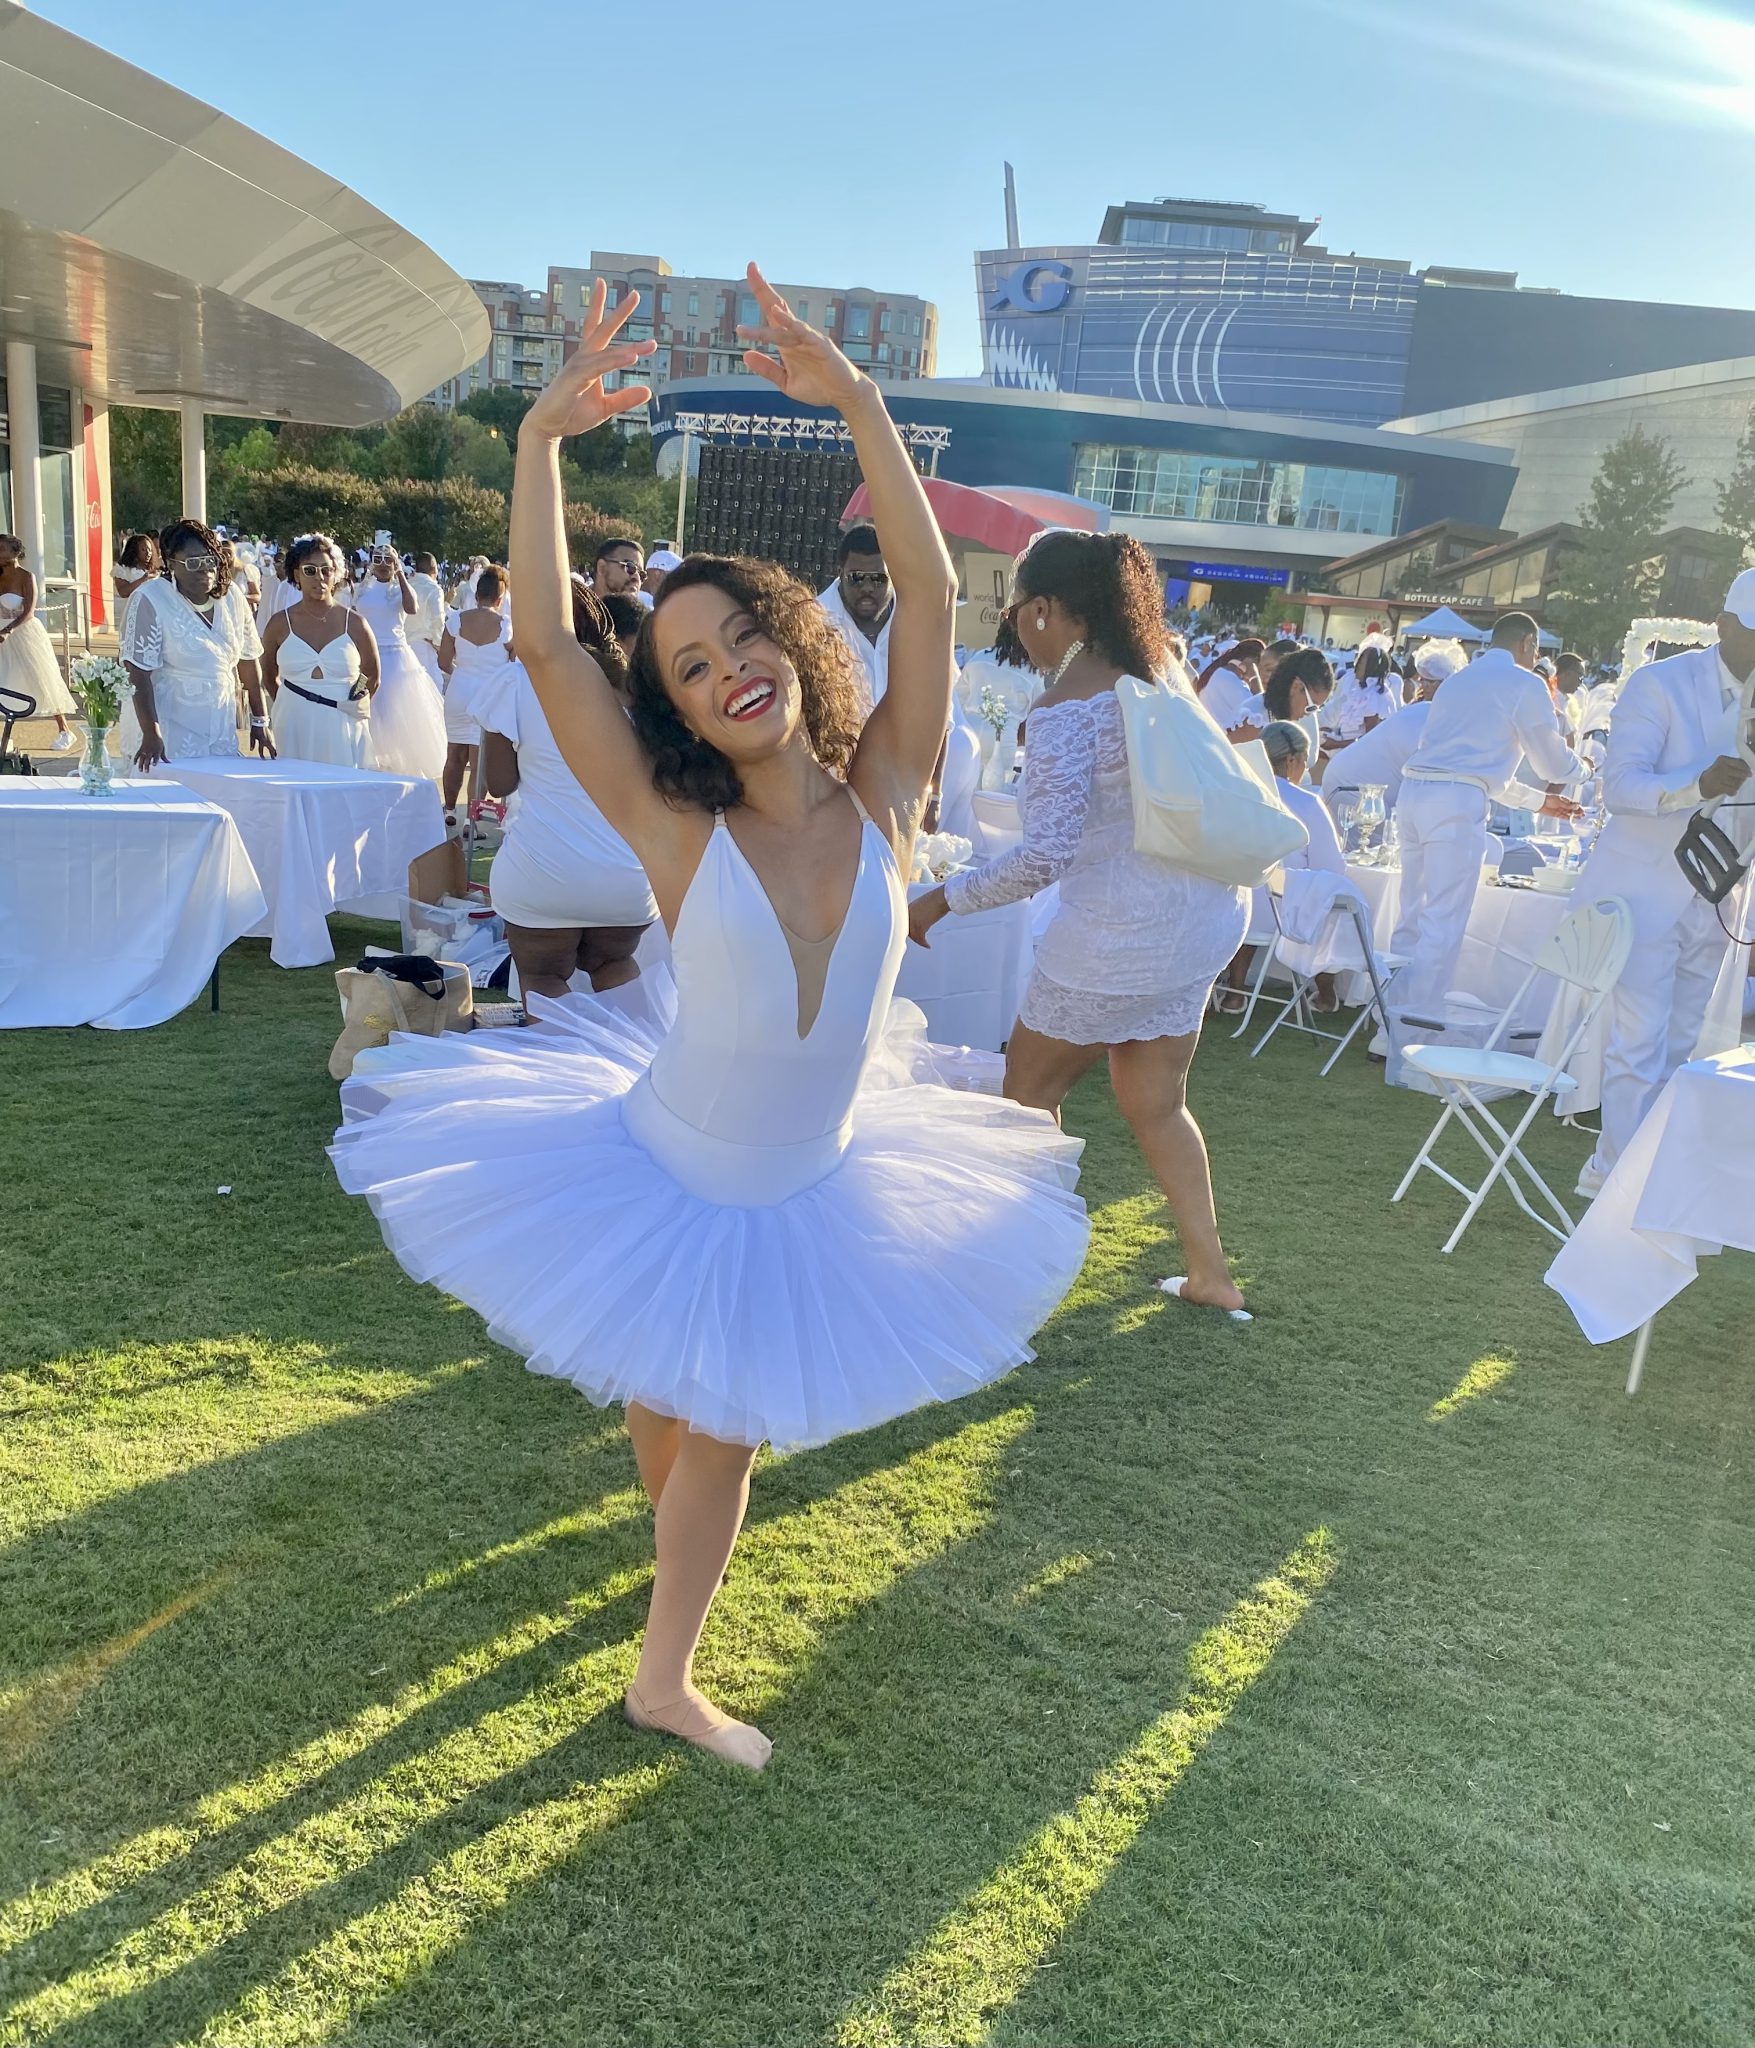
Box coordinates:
[0,1351,1065,2023]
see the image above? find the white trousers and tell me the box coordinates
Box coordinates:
[1391,780,1488,1020]
[1593,893,1730,1174]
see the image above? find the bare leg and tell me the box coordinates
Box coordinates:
[441,742,475,812]
[506,922,586,1002]
[1002,1019,1106,1124]
[625,1399,681,1508]
[628,1427,769,1769]
[579,925,646,994]
[1108,1032,1243,1312]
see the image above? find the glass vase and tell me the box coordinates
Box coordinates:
[79,723,114,795]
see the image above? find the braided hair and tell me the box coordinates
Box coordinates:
[157,518,229,577]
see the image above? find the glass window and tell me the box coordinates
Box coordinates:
[687,292,700,318]
[39,450,76,578]
[737,293,759,330]
[879,309,891,333]
[876,343,890,363]
[796,299,809,322]
[845,304,872,340]
[38,386,74,452]
[1071,443,1402,537]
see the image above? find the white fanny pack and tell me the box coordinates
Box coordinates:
[1115,675,1309,887]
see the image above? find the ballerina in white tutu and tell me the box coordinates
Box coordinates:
[260,533,380,768]
[332,269,1090,1770]
[354,546,448,780]
[0,535,80,750]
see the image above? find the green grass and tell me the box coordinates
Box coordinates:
[2,926,1752,2048]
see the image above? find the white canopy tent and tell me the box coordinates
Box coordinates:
[1400,605,1488,642]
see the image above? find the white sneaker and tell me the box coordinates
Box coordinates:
[1574,1159,1605,1200]
[51,730,74,752]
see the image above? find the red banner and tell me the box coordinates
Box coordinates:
[83,405,105,629]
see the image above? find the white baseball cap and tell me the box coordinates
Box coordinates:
[648,549,683,573]
[1723,566,1755,628]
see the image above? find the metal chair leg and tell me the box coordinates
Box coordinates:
[1626,1319,1654,1395]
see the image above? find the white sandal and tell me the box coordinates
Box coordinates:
[1158,1277,1253,1324]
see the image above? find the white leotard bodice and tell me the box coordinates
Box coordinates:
[621,800,906,1206]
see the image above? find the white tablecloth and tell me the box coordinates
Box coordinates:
[1344,862,1743,1114]
[898,885,1035,1051]
[0,778,266,1028]
[156,757,445,968]
[1546,1049,1755,1342]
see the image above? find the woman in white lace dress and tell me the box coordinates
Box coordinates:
[910,531,1252,1317]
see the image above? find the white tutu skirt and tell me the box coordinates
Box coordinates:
[0,614,78,717]
[368,639,448,780]
[331,997,1089,1452]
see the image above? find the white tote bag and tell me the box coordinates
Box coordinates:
[1116,675,1309,887]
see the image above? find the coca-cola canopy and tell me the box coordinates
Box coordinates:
[840,476,1108,557]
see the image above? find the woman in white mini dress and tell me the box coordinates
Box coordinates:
[478,582,658,999]
[260,532,380,768]
[333,271,1089,1770]
[112,533,159,634]
[0,535,79,749]
[437,570,513,819]
[911,529,1252,1318]
[121,520,271,767]
[353,548,447,780]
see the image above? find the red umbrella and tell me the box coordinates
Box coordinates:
[840,476,1105,556]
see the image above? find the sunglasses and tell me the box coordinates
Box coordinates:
[175,553,220,573]
[843,570,889,590]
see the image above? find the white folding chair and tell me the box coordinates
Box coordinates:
[1250,870,1408,1076]
[1226,892,1284,1037]
[1390,896,1633,1254]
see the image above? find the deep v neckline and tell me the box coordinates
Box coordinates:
[719,802,872,1042]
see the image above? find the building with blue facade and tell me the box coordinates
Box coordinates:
[977,196,1755,427]
[650,377,1515,604]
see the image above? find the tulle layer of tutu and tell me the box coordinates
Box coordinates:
[368,640,447,780]
[331,997,1089,1452]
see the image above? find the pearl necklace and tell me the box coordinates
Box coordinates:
[1043,638,1085,687]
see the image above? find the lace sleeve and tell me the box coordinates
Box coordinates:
[945,700,1098,915]
[120,583,163,670]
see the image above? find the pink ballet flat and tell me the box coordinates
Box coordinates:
[624,1683,772,1771]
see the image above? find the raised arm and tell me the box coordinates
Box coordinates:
[511,281,675,853]
[738,264,956,843]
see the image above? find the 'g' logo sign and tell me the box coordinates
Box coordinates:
[987,261,1073,314]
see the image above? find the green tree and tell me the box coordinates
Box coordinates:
[458,387,533,439]
[109,407,182,535]
[1546,426,1690,659]
[1713,404,1755,569]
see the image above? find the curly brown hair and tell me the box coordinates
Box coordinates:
[158,518,231,581]
[1002,530,1169,679]
[625,555,863,811]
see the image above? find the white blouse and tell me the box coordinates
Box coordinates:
[120,579,263,708]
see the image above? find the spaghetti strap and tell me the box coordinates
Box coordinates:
[845,786,874,827]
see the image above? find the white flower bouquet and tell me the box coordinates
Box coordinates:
[69,652,131,727]
[977,681,1012,740]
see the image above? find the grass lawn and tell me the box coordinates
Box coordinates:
[3,925,1752,2048]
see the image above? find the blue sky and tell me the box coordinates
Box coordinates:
[38,0,1755,377]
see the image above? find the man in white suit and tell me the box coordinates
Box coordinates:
[1575,571,1755,1192]
[1391,611,1581,1029]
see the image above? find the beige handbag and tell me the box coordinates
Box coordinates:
[329,955,471,1081]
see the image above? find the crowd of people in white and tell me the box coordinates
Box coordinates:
[5,262,1751,1769]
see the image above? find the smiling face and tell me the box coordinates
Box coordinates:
[650,581,802,764]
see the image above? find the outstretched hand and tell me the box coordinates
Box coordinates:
[521,278,656,442]
[737,263,867,410]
